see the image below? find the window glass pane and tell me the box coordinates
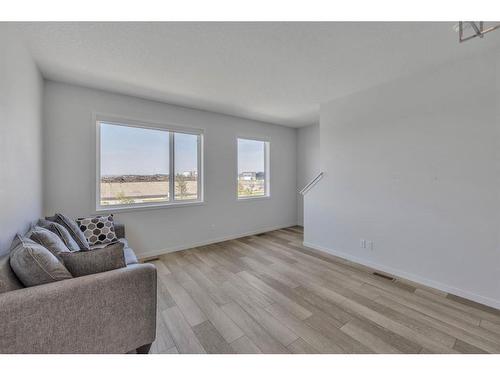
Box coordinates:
[238,138,266,198]
[100,123,169,206]
[174,132,199,200]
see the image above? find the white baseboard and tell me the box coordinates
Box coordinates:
[138,223,297,260]
[303,241,500,310]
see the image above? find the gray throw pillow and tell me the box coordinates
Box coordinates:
[0,253,23,293]
[9,235,73,287]
[47,213,90,251]
[59,241,126,277]
[38,219,80,251]
[30,226,71,257]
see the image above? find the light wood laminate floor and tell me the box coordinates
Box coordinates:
[149,227,500,354]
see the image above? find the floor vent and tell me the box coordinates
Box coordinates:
[256,233,266,237]
[373,272,395,281]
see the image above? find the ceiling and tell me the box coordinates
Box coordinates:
[13,22,499,127]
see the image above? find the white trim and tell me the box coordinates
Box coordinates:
[95,201,205,214]
[303,241,500,310]
[95,115,204,212]
[236,195,271,202]
[138,223,297,260]
[197,132,204,201]
[94,112,205,135]
[169,131,175,201]
[265,140,271,197]
[94,115,101,213]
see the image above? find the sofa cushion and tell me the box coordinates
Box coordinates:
[76,214,118,247]
[0,253,23,293]
[9,235,73,287]
[30,226,71,258]
[47,213,90,251]
[59,241,126,277]
[118,238,128,247]
[116,238,138,265]
[123,246,138,265]
[38,219,80,252]
[90,238,137,265]
[53,213,91,251]
[114,223,125,239]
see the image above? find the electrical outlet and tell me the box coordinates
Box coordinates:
[360,239,366,249]
[367,241,374,251]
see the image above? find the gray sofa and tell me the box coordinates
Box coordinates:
[0,223,157,354]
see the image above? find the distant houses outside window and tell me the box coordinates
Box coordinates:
[97,119,203,210]
[240,172,256,181]
[237,138,270,199]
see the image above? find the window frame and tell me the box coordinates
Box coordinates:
[95,115,204,212]
[236,137,271,200]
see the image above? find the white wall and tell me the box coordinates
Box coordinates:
[296,123,320,226]
[305,51,500,308]
[0,26,43,254]
[43,81,297,258]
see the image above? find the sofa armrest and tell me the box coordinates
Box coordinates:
[114,222,125,239]
[0,263,157,353]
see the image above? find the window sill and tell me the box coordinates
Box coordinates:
[237,195,271,202]
[95,200,205,214]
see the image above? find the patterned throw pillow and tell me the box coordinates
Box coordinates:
[76,214,118,246]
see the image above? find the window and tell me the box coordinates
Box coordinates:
[237,138,269,199]
[174,132,200,201]
[97,120,202,210]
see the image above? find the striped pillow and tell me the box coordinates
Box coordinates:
[47,213,90,251]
